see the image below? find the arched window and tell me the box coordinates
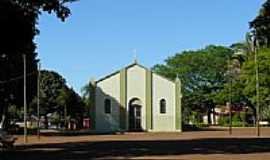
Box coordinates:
[104,99,111,114]
[160,99,166,114]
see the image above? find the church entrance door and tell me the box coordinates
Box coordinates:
[129,98,142,131]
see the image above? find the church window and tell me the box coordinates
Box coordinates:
[160,99,166,114]
[104,99,111,114]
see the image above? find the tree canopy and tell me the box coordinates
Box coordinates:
[250,0,270,47]
[240,48,270,120]
[153,45,234,123]
[0,0,77,125]
[36,70,84,118]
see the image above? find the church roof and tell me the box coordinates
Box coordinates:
[96,61,176,84]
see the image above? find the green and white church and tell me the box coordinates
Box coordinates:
[91,61,182,133]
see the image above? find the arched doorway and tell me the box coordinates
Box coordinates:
[128,98,142,131]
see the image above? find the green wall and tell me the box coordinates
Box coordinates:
[120,68,127,130]
[146,70,153,130]
[175,78,182,131]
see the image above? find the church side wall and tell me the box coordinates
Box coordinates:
[152,73,176,131]
[95,73,120,132]
[127,65,146,130]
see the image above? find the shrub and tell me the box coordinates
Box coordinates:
[218,113,247,127]
[218,116,230,126]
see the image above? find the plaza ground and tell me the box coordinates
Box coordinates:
[1,127,270,160]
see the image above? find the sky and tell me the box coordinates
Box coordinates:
[35,0,265,94]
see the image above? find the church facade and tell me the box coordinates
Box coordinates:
[91,62,182,132]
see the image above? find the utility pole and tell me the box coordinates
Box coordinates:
[64,104,67,129]
[255,46,260,137]
[37,62,41,140]
[23,54,28,143]
[228,58,232,135]
[229,83,232,135]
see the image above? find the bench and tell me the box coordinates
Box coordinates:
[0,131,17,150]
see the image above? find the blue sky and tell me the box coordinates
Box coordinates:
[35,0,265,94]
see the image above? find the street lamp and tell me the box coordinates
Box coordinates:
[227,56,236,135]
[227,57,232,135]
[254,44,260,137]
[227,50,245,135]
[37,61,41,140]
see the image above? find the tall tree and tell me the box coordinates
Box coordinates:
[248,0,270,120]
[0,0,77,128]
[250,0,270,47]
[38,70,66,115]
[153,45,233,124]
[0,1,38,124]
[81,81,95,117]
[240,48,270,120]
[36,70,84,120]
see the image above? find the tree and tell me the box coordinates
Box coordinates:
[57,87,71,128]
[67,88,85,129]
[153,45,233,124]
[248,1,270,120]
[35,70,85,127]
[240,48,270,120]
[0,1,38,127]
[81,80,95,117]
[38,70,66,115]
[250,0,270,47]
[0,0,78,128]
[214,48,245,103]
[217,48,270,121]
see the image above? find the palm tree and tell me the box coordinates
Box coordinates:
[81,81,94,116]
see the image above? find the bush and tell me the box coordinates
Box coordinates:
[218,116,230,126]
[194,123,209,128]
[218,113,247,127]
[189,111,203,125]
[232,114,239,126]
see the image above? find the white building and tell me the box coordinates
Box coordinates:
[91,61,182,133]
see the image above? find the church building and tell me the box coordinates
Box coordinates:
[91,61,182,132]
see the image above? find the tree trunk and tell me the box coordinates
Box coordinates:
[212,107,216,125]
[0,114,6,129]
[207,108,211,125]
[64,104,67,129]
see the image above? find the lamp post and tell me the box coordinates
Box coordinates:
[227,57,232,135]
[254,45,260,137]
[228,50,245,135]
[37,62,41,140]
[23,54,28,143]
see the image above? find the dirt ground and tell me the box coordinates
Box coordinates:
[1,127,270,160]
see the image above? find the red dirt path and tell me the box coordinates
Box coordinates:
[2,127,270,160]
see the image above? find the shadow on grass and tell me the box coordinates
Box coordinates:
[1,138,270,159]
